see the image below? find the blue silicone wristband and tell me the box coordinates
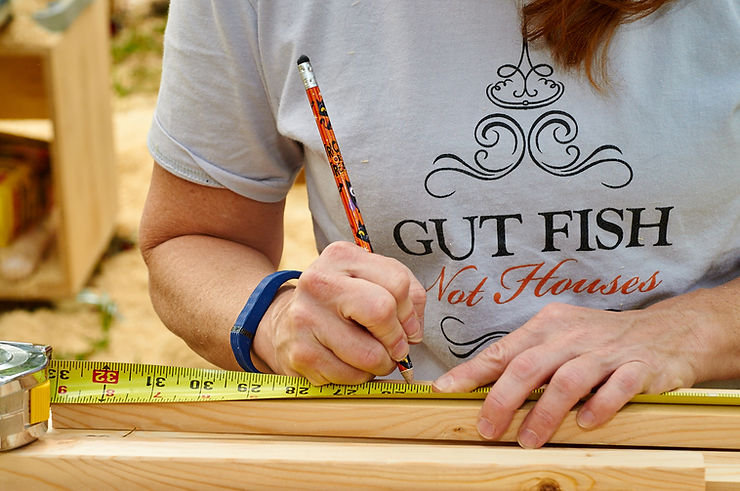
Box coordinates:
[230,270,302,372]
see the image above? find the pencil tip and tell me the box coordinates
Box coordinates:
[401,369,414,384]
[297,54,310,65]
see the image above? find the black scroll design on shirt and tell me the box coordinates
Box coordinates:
[424,114,526,198]
[425,110,633,197]
[425,39,634,198]
[440,316,508,359]
[528,110,633,189]
[486,41,564,110]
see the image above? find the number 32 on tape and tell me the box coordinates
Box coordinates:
[48,359,740,406]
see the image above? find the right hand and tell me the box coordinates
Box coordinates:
[252,241,426,385]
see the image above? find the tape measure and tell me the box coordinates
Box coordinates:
[47,358,740,406]
[0,342,51,450]
[2,341,739,452]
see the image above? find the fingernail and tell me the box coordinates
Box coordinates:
[477,417,495,439]
[391,339,409,362]
[432,374,454,392]
[577,409,595,429]
[405,315,423,343]
[518,428,539,449]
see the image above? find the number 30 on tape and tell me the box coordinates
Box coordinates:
[48,359,740,406]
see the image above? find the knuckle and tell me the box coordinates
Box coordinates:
[285,301,313,327]
[385,269,411,299]
[536,302,577,322]
[483,341,508,363]
[322,241,358,261]
[409,283,427,307]
[480,341,508,367]
[299,269,335,299]
[364,293,397,326]
[613,368,644,396]
[550,366,588,395]
[285,345,321,372]
[507,353,540,383]
[356,344,390,371]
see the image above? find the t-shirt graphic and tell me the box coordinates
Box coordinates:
[418,41,671,359]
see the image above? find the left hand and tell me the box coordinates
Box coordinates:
[431,301,712,448]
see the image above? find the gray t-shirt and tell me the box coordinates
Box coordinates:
[149,0,740,381]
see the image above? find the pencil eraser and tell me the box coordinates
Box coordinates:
[297,54,310,65]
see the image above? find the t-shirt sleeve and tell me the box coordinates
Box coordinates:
[147,0,303,203]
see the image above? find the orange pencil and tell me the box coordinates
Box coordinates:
[297,55,414,384]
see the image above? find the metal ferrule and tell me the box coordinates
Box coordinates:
[297,62,317,89]
[0,341,51,451]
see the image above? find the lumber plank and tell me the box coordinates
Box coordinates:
[705,452,740,491]
[0,429,708,490]
[51,398,740,449]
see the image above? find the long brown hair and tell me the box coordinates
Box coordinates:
[522,0,674,87]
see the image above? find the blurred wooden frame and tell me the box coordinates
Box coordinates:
[0,0,116,299]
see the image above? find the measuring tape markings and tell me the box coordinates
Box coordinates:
[49,359,486,403]
[47,359,740,406]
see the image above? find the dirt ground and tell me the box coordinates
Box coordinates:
[0,3,318,366]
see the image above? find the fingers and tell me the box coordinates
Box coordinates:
[319,242,425,339]
[438,345,645,448]
[516,360,651,448]
[467,342,585,445]
[514,352,626,448]
[304,242,425,360]
[312,319,398,376]
[332,276,411,361]
[430,303,675,448]
[267,241,425,383]
[576,361,651,429]
[281,339,378,386]
[404,267,427,343]
[432,325,541,393]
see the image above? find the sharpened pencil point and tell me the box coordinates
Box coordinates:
[297,54,310,65]
[401,368,414,384]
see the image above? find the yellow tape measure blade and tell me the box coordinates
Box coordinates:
[631,389,740,406]
[47,359,740,406]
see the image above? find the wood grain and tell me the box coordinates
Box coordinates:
[52,398,740,449]
[1,429,710,490]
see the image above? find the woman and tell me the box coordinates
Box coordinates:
[140,0,740,448]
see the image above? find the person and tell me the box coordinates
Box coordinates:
[139,0,740,448]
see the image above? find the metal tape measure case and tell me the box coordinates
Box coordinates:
[0,341,51,450]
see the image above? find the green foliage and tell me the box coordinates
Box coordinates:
[110,12,167,97]
[53,290,120,361]
[111,21,164,64]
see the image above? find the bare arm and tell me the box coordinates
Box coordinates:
[139,164,425,379]
[139,163,286,370]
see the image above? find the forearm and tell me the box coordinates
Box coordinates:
[143,233,279,371]
[646,275,740,383]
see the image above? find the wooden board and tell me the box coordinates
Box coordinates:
[0,429,712,490]
[52,398,740,449]
[0,55,48,119]
[46,0,116,295]
[705,452,740,491]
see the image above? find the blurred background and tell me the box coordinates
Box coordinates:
[0,0,317,366]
